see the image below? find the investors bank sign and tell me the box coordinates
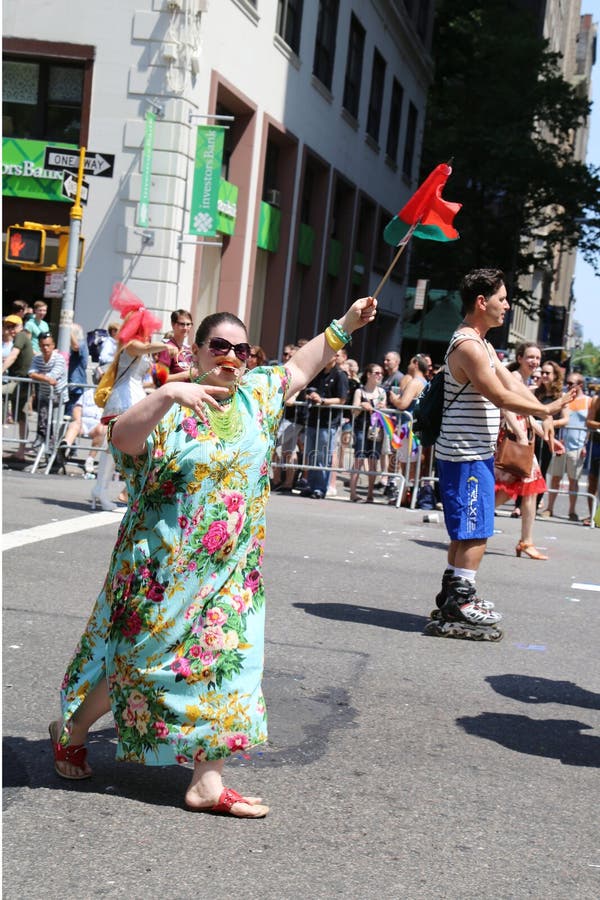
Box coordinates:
[188,125,225,237]
[2,138,77,202]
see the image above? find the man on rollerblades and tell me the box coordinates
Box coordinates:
[426,269,574,641]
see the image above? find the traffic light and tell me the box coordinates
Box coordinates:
[5,224,46,265]
[57,234,85,271]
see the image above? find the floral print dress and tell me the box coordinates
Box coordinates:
[60,366,289,766]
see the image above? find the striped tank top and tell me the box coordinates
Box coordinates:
[435,332,501,462]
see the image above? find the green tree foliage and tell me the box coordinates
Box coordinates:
[571,340,600,377]
[410,0,600,314]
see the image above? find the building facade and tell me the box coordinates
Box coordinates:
[3,0,436,362]
[509,1,596,353]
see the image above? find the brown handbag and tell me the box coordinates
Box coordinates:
[495,427,535,478]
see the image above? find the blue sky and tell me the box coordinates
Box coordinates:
[572,30,600,346]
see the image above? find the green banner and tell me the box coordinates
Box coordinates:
[297,223,315,266]
[216,178,238,236]
[257,201,281,252]
[189,125,225,236]
[137,111,156,228]
[2,137,77,202]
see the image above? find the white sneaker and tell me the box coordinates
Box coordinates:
[326,487,337,497]
[84,457,96,474]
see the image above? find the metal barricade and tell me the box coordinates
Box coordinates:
[42,380,101,475]
[2,376,105,476]
[407,422,598,526]
[271,401,419,506]
[2,375,44,464]
[541,424,598,527]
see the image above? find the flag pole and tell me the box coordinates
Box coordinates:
[372,219,420,299]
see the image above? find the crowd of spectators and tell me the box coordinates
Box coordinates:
[270,344,437,504]
[2,295,599,523]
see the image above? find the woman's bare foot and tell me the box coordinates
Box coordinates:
[185,760,269,817]
[49,720,93,780]
[185,784,268,817]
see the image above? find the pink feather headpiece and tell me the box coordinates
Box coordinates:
[110,283,162,344]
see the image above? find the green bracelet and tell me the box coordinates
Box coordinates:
[329,319,351,345]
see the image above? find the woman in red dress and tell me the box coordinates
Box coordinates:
[495,343,564,559]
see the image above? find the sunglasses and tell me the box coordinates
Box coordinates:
[566,381,582,387]
[201,336,252,361]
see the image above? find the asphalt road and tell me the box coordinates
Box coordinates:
[2,468,599,899]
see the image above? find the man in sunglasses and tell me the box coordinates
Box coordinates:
[544,374,591,521]
[155,309,195,381]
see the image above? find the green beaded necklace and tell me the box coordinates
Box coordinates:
[192,366,244,443]
[204,393,244,443]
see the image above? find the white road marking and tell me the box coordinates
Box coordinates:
[2,510,124,551]
[571,582,600,592]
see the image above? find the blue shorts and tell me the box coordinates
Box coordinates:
[437,457,495,541]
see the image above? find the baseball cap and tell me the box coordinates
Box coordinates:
[4,315,22,325]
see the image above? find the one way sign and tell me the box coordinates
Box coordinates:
[62,171,89,204]
[44,147,115,178]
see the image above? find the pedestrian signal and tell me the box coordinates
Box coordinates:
[57,234,85,271]
[5,225,46,265]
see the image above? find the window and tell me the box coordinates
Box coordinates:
[386,78,403,162]
[402,101,418,179]
[263,142,280,200]
[3,57,84,143]
[366,49,386,143]
[300,165,315,223]
[343,13,365,119]
[313,0,339,90]
[277,0,303,55]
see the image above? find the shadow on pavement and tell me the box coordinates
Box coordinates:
[409,539,449,551]
[2,457,31,471]
[456,712,600,767]
[38,497,98,512]
[410,538,508,558]
[2,729,188,810]
[293,601,428,632]
[486,674,600,711]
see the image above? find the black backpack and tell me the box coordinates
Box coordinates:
[412,347,469,448]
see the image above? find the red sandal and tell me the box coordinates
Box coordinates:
[185,787,268,817]
[48,721,91,780]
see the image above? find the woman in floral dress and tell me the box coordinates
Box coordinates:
[50,296,377,817]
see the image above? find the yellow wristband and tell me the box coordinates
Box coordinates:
[324,326,345,352]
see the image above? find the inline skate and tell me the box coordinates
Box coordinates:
[424,575,503,642]
[429,568,496,620]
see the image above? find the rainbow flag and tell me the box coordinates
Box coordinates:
[371,412,421,452]
[384,163,461,246]
[371,411,402,450]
